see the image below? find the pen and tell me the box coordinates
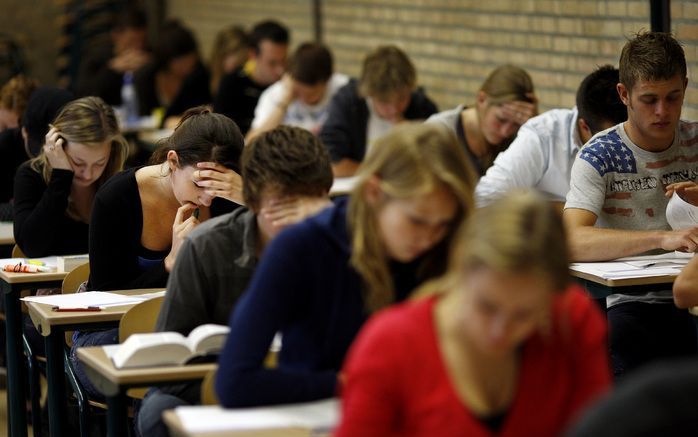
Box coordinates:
[51,306,102,312]
[193,208,200,219]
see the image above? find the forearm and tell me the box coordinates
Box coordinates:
[246,103,289,143]
[673,257,698,308]
[568,226,665,261]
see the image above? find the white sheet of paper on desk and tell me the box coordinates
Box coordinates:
[174,398,338,433]
[666,192,698,229]
[570,252,692,280]
[21,291,150,308]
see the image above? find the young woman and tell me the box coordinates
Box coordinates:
[71,106,245,399]
[215,123,476,407]
[427,64,537,175]
[336,192,611,437]
[209,25,249,95]
[13,96,127,257]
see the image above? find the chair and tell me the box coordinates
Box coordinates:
[200,368,219,406]
[11,244,25,258]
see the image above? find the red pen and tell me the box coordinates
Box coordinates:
[51,306,102,312]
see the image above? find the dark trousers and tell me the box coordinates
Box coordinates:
[609,301,697,379]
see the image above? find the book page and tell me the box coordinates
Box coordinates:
[112,332,190,368]
[187,324,229,354]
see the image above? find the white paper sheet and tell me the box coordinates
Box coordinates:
[570,252,694,280]
[174,399,338,433]
[666,192,698,229]
[21,290,164,308]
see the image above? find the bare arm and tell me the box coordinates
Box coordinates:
[673,255,698,308]
[332,158,361,178]
[563,208,698,261]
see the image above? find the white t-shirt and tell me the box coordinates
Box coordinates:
[365,97,395,156]
[251,73,349,134]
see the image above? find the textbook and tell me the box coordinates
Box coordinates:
[111,324,230,368]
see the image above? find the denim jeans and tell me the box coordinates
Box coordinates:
[70,328,119,400]
[136,387,195,437]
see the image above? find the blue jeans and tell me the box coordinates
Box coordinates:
[70,328,119,400]
[136,388,192,437]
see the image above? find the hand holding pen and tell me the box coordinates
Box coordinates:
[164,203,200,272]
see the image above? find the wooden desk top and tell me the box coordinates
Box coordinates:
[26,288,165,336]
[0,268,67,285]
[569,269,678,288]
[0,221,13,245]
[77,346,215,388]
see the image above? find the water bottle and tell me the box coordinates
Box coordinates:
[121,72,139,126]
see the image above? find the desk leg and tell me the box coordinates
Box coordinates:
[3,283,28,437]
[44,328,67,437]
[106,392,128,437]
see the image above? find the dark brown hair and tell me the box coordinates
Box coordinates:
[150,106,244,172]
[619,31,686,93]
[242,125,332,212]
[288,42,333,85]
[359,45,416,100]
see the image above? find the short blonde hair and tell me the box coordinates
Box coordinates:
[358,45,416,100]
[348,123,476,312]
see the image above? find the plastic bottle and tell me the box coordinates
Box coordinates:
[121,72,139,126]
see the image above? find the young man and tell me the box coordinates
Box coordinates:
[136,125,333,437]
[564,32,698,378]
[319,45,438,177]
[475,65,626,209]
[213,20,289,135]
[246,42,349,141]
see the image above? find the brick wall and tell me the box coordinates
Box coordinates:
[169,0,698,119]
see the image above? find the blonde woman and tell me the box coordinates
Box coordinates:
[336,192,610,437]
[215,123,476,407]
[209,25,249,95]
[427,64,537,175]
[13,96,127,257]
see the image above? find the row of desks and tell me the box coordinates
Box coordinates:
[0,258,685,437]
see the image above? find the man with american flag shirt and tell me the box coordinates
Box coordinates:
[564,32,698,379]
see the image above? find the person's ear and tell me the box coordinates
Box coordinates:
[577,118,593,143]
[363,175,383,207]
[617,83,630,106]
[166,150,179,172]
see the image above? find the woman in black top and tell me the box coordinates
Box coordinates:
[72,107,245,399]
[13,96,127,257]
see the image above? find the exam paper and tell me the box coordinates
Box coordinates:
[570,252,693,280]
[21,290,164,308]
[174,399,338,434]
[666,192,698,229]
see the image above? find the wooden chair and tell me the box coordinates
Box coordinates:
[200,368,219,405]
[11,244,25,258]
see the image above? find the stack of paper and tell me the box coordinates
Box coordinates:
[570,252,693,280]
[22,290,166,309]
[174,399,338,435]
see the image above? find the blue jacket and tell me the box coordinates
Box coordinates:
[215,196,421,407]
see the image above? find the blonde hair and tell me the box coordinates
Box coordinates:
[209,25,249,94]
[348,123,476,312]
[29,96,128,217]
[358,45,416,100]
[480,64,535,106]
[422,191,570,300]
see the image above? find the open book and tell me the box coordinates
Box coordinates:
[110,324,229,368]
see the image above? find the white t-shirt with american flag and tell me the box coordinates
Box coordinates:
[565,120,698,306]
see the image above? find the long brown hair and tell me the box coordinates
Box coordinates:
[348,123,476,312]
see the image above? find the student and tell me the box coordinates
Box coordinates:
[0,74,38,131]
[13,96,127,257]
[134,20,211,124]
[246,42,349,141]
[0,75,40,220]
[136,125,333,437]
[427,64,536,176]
[208,25,249,95]
[319,45,438,177]
[71,107,245,399]
[215,123,476,407]
[75,7,150,106]
[673,239,698,308]
[475,66,626,208]
[336,192,611,437]
[564,32,698,378]
[213,20,289,135]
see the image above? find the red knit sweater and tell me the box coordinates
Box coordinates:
[336,285,611,437]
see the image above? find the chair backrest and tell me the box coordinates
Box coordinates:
[200,368,220,405]
[118,296,165,343]
[61,262,90,294]
[12,244,25,258]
